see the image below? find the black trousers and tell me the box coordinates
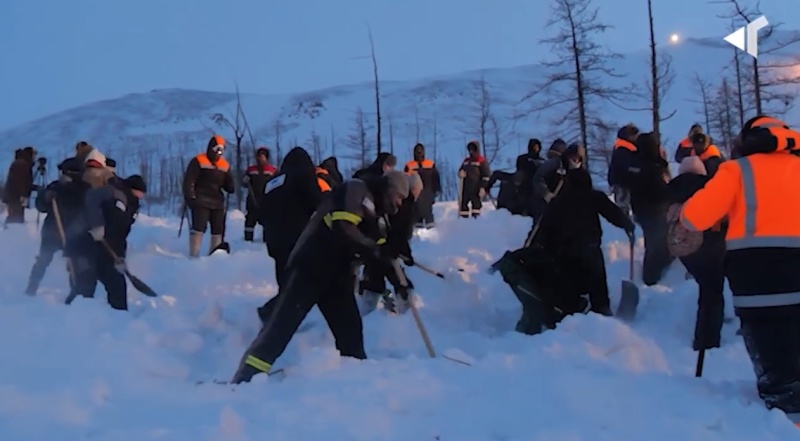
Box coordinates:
[5,202,24,225]
[26,236,61,294]
[243,265,366,372]
[244,209,265,241]
[680,249,725,350]
[190,206,225,235]
[740,313,800,416]
[257,250,290,322]
[459,183,481,217]
[555,246,610,313]
[68,239,127,310]
[359,259,412,294]
[415,190,435,226]
[636,212,674,286]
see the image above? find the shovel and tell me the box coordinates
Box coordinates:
[210,195,231,255]
[616,234,640,321]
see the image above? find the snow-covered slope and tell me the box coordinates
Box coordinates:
[2,205,799,440]
[2,34,799,179]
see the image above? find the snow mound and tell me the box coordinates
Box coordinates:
[1,204,798,440]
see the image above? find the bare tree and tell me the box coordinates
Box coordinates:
[431,117,439,159]
[343,107,372,168]
[329,125,337,157]
[307,125,322,164]
[413,103,422,142]
[588,118,616,181]
[463,77,492,158]
[710,77,738,155]
[388,115,395,154]
[712,0,800,116]
[273,119,284,166]
[526,0,628,168]
[211,84,249,209]
[690,73,713,131]
[646,0,677,142]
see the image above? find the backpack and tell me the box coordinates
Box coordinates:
[665,203,703,257]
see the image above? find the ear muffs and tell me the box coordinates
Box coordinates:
[742,116,800,154]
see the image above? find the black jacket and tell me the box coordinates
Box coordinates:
[36,177,90,246]
[182,149,234,210]
[381,195,416,261]
[540,168,634,254]
[628,149,670,219]
[320,156,344,187]
[85,178,140,257]
[260,147,322,259]
[353,153,393,180]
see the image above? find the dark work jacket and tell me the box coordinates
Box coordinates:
[84,178,140,257]
[183,153,234,210]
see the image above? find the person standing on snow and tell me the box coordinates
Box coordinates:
[674,123,705,163]
[230,170,410,384]
[667,156,726,351]
[458,141,490,218]
[607,124,640,215]
[689,133,724,177]
[182,135,235,257]
[319,156,344,188]
[357,172,423,315]
[24,159,90,295]
[3,146,37,225]
[256,147,323,323]
[628,132,673,286]
[539,162,635,318]
[404,143,440,228]
[67,175,147,310]
[680,116,800,423]
[530,139,568,222]
[242,147,277,242]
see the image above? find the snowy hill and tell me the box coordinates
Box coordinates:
[1,33,799,184]
[2,205,800,440]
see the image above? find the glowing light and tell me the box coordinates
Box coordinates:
[669,34,680,44]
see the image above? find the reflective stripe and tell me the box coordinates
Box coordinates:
[244,227,254,232]
[726,158,800,250]
[245,355,272,373]
[323,211,362,228]
[376,238,386,245]
[732,291,800,308]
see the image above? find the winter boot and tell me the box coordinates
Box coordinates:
[357,290,385,316]
[209,234,223,254]
[244,229,254,242]
[393,291,412,315]
[189,232,203,258]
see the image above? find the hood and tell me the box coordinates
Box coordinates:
[206,135,225,162]
[413,143,425,161]
[372,152,396,168]
[566,168,592,191]
[527,138,541,155]
[320,156,343,184]
[281,147,315,176]
[688,124,703,138]
[547,139,567,158]
[634,132,662,161]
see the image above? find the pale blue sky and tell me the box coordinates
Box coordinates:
[1,0,794,130]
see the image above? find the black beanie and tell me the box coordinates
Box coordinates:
[124,175,147,193]
[106,157,117,167]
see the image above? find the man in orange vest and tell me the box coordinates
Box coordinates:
[242,147,277,242]
[607,124,639,214]
[690,133,724,177]
[674,123,704,162]
[182,135,235,257]
[404,143,440,228]
[680,116,800,424]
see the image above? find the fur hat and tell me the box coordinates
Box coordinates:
[679,156,707,176]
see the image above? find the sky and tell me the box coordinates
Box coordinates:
[1,0,796,130]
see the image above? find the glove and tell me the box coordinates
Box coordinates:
[543,192,556,203]
[458,170,466,178]
[114,260,128,274]
[242,175,251,185]
[89,226,105,241]
[395,284,411,301]
[479,188,487,198]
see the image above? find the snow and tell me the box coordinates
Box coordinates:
[2,203,800,440]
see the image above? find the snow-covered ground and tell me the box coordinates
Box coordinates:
[1,203,799,440]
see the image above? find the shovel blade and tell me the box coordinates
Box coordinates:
[616,280,639,321]
[126,271,158,297]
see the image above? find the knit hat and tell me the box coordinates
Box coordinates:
[384,170,410,199]
[124,174,148,193]
[679,156,706,176]
[256,147,269,159]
